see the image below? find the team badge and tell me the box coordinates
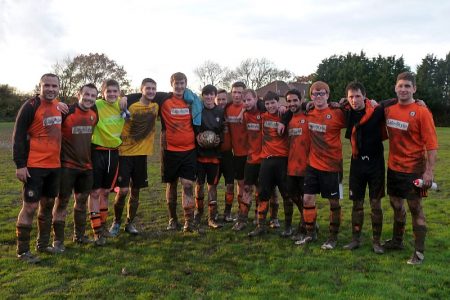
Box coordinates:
[410,111,416,117]
[326,114,332,119]
[90,116,94,121]
[216,117,220,122]
[257,115,261,120]
[300,119,305,124]
[28,190,35,198]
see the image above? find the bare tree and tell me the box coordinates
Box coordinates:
[52,53,131,102]
[194,57,294,91]
[194,60,228,89]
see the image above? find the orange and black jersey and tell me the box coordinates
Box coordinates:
[226,103,247,156]
[287,112,310,176]
[384,101,438,174]
[243,108,263,164]
[220,122,232,152]
[261,112,289,158]
[126,92,196,152]
[61,103,98,170]
[13,96,62,169]
[307,107,346,172]
[196,105,224,162]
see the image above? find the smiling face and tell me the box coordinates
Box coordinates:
[171,79,186,97]
[395,79,416,103]
[202,92,216,109]
[286,93,302,113]
[40,75,60,101]
[310,89,329,110]
[142,82,157,101]
[103,85,120,103]
[264,99,279,114]
[78,86,97,110]
[347,88,365,111]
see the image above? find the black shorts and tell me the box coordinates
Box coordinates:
[349,155,385,201]
[304,166,343,199]
[162,149,197,183]
[287,175,304,198]
[219,150,234,184]
[232,155,246,180]
[387,168,421,200]
[197,162,220,185]
[244,163,260,186]
[259,157,288,201]
[23,168,61,203]
[117,155,148,189]
[59,167,93,198]
[92,148,119,190]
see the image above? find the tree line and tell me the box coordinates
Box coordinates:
[1,52,449,125]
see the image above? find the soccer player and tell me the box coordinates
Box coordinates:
[248,91,290,237]
[223,82,248,222]
[341,82,386,254]
[89,79,125,245]
[13,73,62,263]
[383,72,438,265]
[283,89,310,239]
[123,73,200,232]
[108,78,159,236]
[215,89,234,221]
[52,84,98,251]
[194,85,224,229]
[295,81,346,250]
[161,73,198,232]
[232,89,279,231]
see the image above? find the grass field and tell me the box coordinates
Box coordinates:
[0,122,449,299]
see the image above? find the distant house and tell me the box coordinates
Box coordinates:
[256,81,309,103]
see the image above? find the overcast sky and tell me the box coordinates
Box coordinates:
[1,0,450,93]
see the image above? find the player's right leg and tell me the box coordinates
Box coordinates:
[384,169,408,250]
[295,167,320,246]
[17,178,41,264]
[52,167,78,252]
[110,156,132,236]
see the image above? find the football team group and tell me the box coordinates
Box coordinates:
[12,71,437,265]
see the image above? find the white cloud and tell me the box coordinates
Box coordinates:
[1,0,449,93]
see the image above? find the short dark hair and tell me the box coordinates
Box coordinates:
[141,78,157,89]
[231,81,246,90]
[79,83,98,94]
[396,72,416,86]
[170,72,187,84]
[40,73,60,85]
[101,79,120,94]
[263,91,279,102]
[202,84,217,96]
[217,89,227,95]
[285,89,302,99]
[345,81,366,97]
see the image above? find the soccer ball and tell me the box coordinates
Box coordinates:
[197,130,219,149]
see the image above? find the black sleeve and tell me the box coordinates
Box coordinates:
[62,104,77,123]
[256,100,267,112]
[125,93,142,108]
[12,99,37,168]
[379,98,397,108]
[281,110,293,126]
[91,105,99,125]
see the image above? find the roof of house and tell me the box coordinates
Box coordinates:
[256,80,309,99]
